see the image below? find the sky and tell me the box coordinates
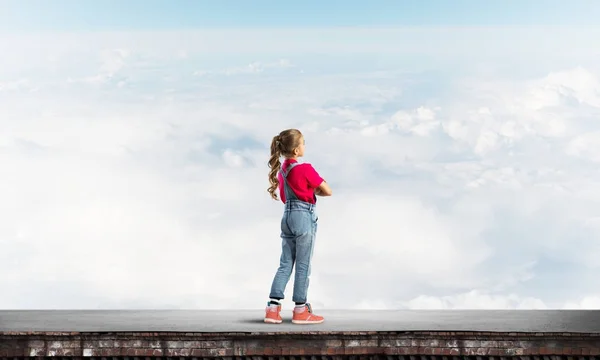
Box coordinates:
[2,0,600,31]
[2,2,600,310]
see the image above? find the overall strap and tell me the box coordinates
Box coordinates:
[280,162,300,202]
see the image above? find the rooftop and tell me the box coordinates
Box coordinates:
[1,310,599,333]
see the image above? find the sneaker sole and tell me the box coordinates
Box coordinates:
[264,318,282,324]
[291,319,324,324]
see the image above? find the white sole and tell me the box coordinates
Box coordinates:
[264,318,282,324]
[291,319,324,324]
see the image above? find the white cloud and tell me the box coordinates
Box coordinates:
[2,27,600,310]
[193,59,294,77]
[403,290,548,310]
[564,296,600,309]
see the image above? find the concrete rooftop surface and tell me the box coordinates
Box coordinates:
[1,310,600,333]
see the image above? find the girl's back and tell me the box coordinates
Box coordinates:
[277,159,324,204]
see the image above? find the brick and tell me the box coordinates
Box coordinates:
[353,347,371,354]
[445,340,459,347]
[325,339,342,347]
[489,348,501,356]
[242,340,262,348]
[82,340,95,348]
[101,348,117,356]
[518,340,536,348]
[47,348,81,356]
[432,347,443,355]
[184,340,206,348]
[47,341,63,349]
[147,340,161,348]
[498,340,515,347]
[396,339,412,347]
[379,339,400,348]
[366,346,379,354]
[170,347,192,356]
[218,348,234,356]
[383,347,397,355]
[28,347,45,357]
[134,348,155,357]
[165,340,184,348]
[464,340,481,347]
[269,340,298,348]
[406,346,418,354]
[216,340,234,348]
[153,349,163,356]
[397,347,411,355]
[361,339,378,347]
[480,341,498,348]
[422,339,440,347]
[464,347,489,356]
[27,340,45,348]
[192,348,215,357]
[97,340,115,348]
[306,347,326,355]
[463,348,476,356]
[345,339,360,347]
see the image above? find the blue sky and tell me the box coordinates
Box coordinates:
[2,0,600,32]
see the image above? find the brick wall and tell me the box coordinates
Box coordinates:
[2,331,600,358]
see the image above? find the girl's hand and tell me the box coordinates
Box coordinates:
[314,180,332,197]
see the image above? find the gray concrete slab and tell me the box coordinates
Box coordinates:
[2,310,600,333]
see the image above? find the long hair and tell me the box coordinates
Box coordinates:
[267,129,303,200]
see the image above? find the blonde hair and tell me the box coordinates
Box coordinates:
[267,129,303,200]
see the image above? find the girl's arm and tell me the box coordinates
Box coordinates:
[314,180,332,196]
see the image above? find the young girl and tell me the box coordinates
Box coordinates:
[264,129,332,325]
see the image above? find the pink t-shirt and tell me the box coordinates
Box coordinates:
[278,159,324,204]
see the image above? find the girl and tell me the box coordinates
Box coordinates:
[264,129,332,324]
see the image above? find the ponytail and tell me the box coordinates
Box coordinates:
[267,135,282,200]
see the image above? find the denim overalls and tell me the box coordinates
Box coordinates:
[269,162,318,304]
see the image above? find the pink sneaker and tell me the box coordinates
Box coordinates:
[264,303,282,324]
[292,303,324,324]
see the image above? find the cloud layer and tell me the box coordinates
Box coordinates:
[1,27,600,309]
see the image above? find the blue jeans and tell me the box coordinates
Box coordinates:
[269,200,318,304]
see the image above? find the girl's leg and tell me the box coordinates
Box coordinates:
[269,219,296,301]
[292,211,317,304]
[290,211,323,324]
